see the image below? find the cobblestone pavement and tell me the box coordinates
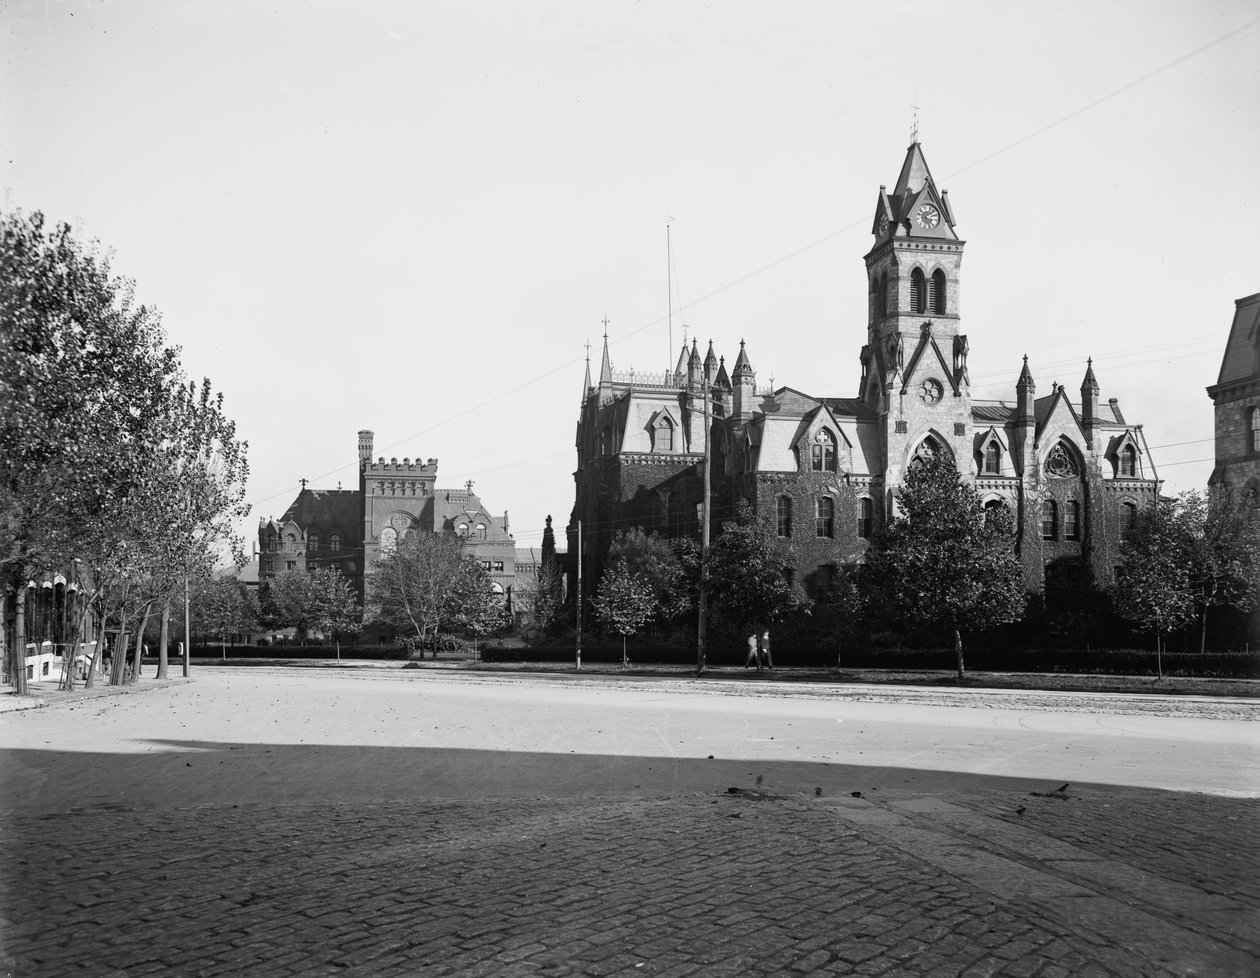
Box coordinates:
[3,783,1257,976]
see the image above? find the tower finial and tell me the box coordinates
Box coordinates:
[911,96,920,143]
[601,315,610,339]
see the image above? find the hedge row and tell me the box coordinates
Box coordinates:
[482,644,1260,678]
[178,645,413,661]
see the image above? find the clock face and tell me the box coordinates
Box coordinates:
[916,204,940,229]
[877,213,889,237]
[919,378,944,404]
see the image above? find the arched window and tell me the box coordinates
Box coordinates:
[329,534,341,552]
[815,497,834,538]
[308,533,320,553]
[983,442,1001,475]
[1041,499,1057,540]
[1248,407,1259,454]
[810,430,837,472]
[1119,502,1137,536]
[656,418,673,452]
[910,268,926,314]
[600,426,613,455]
[930,269,946,315]
[776,496,792,538]
[477,523,487,540]
[380,527,397,555]
[857,497,873,538]
[458,522,469,536]
[912,435,944,468]
[287,533,298,551]
[1065,500,1081,541]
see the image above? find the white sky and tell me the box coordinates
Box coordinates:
[4,1,1258,553]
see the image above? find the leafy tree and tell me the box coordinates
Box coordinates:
[607,527,693,626]
[592,558,656,666]
[307,568,362,661]
[861,457,1024,679]
[261,570,320,638]
[1,208,248,692]
[370,531,490,657]
[191,576,260,658]
[1186,487,1260,653]
[517,560,566,641]
[445,559,510,654]
[707,500,805,641]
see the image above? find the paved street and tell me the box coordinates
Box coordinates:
[2,669,1258,976]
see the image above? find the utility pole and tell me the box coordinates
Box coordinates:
[697,374,711,675]
[575,519,582,672]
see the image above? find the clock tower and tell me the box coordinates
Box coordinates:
[860,140,972,494]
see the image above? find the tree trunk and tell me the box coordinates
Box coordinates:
[12,583,29,695]
[85,615,107,689]
[1156,628,1163,680]
[954,625,965,682]
[129,601,154,686]
[335,633,341,664]
[63,600,94,692]
[157,603,170,679]
[622,634,628,668]
[110,629,129,686]
[1199,605,1208,656]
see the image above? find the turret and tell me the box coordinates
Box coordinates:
[732,340,755,422]
[358,430,374,466]
[1014,356,1036,476]
[1016,356,1035,419]
[686,339,701,390]
[703,340,718,386]
[1080,358,1100,444]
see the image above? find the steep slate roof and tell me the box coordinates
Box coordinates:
[822,397,879,420]
[276,489,360,534]
[971,402,1016,424]
[1214,291,1260,387]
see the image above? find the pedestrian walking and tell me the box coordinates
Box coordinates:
[760,630,773,670]
[745,632,762,672]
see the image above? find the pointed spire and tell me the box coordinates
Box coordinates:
[599,331,612,387]
[673,341,689,382]
[1017,355,1035,389]
[704,340,717,370]
[893,141,934,196]
[582,340,593,396]
[733,339,754,378]
[715,356,731,390]
[1080,357,1099,393]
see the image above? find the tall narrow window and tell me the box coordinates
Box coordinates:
[983,442,1001,474]
[930,269,946,315]
[776,496,792,538]
[600,427,613,456]
[1120,502,1137,536]
[814,564,836,600]
[1041,499,1057,540]
[1119,445,1137,477]
[477,523,487,539]
[810,430,837,472]
[910,268,926,314]
[1249,407,1259,454]
[380,527,397,555]
[1065,500,1081,541]
[308,533,320,553]
[329,534,341,552]
[857,497,873,538]
[815,497,834,538]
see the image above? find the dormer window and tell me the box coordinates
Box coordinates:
[655,417,674,453]
[1119,445,1137,478]
[458,523,469,536]
[983,442,1001,475]
[810,430,837,472]
[477,523,487,539]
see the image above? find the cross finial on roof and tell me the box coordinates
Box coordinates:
[465,479,475,494]
[300,478,308,490]
[911,96,920,142]
[584,337,591,360]
[601,315,610,338]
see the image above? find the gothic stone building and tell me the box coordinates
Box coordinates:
[1208,291,1260,497]
[259,430,518,605]
[568,140,1161,602]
